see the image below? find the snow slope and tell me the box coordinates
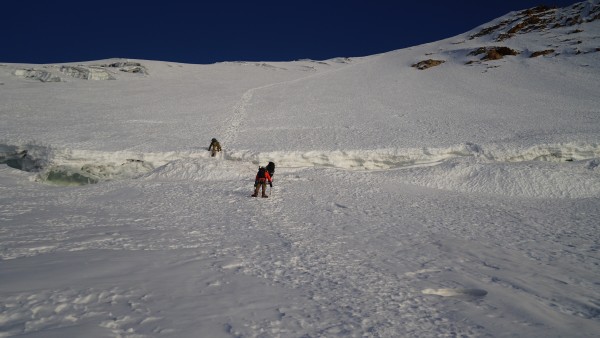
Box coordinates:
[1,1,600,337]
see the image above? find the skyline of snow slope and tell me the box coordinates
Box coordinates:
[1,1,599,337]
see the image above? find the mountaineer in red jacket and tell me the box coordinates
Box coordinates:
[251,166,272,198]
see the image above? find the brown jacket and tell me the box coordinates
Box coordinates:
[208,141,221,152]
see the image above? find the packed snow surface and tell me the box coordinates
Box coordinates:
[1,2,600,337]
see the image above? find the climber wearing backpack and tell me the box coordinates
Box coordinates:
[251,166,272,198]
[208,138,222,157]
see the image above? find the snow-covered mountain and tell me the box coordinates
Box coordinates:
[1,1,599,337]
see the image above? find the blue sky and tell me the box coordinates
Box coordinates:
[3,0,578,64]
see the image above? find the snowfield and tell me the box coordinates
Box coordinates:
[1,1,600,337]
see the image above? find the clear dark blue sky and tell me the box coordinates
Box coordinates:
[3,0,578,64]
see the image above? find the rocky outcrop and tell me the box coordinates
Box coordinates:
[530,49,555,57]
[411,59,445,70]
[469,2,600,42]
[468,47,520,61]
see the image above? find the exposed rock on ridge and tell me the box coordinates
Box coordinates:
[412,59,445,70]
[470,2,600,41]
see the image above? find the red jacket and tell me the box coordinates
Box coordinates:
[256,170,272,183]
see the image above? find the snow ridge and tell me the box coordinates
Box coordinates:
[2,142,599,198]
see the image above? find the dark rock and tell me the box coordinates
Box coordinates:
[411,59,445,70]
[530,49,555,57]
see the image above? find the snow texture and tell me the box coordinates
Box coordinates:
[1,1,600,337]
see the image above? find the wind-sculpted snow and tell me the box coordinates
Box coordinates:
[141,158,253,182]
[1,2,600,336]
[108,145,600,198]
[2,157,599,336]
[13,68,62,82]
[5,60,149,83]
[2,142,599,199]
[404,156,600,198]
[59,66,115,80]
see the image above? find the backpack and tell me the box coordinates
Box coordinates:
[257,167,266,179]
